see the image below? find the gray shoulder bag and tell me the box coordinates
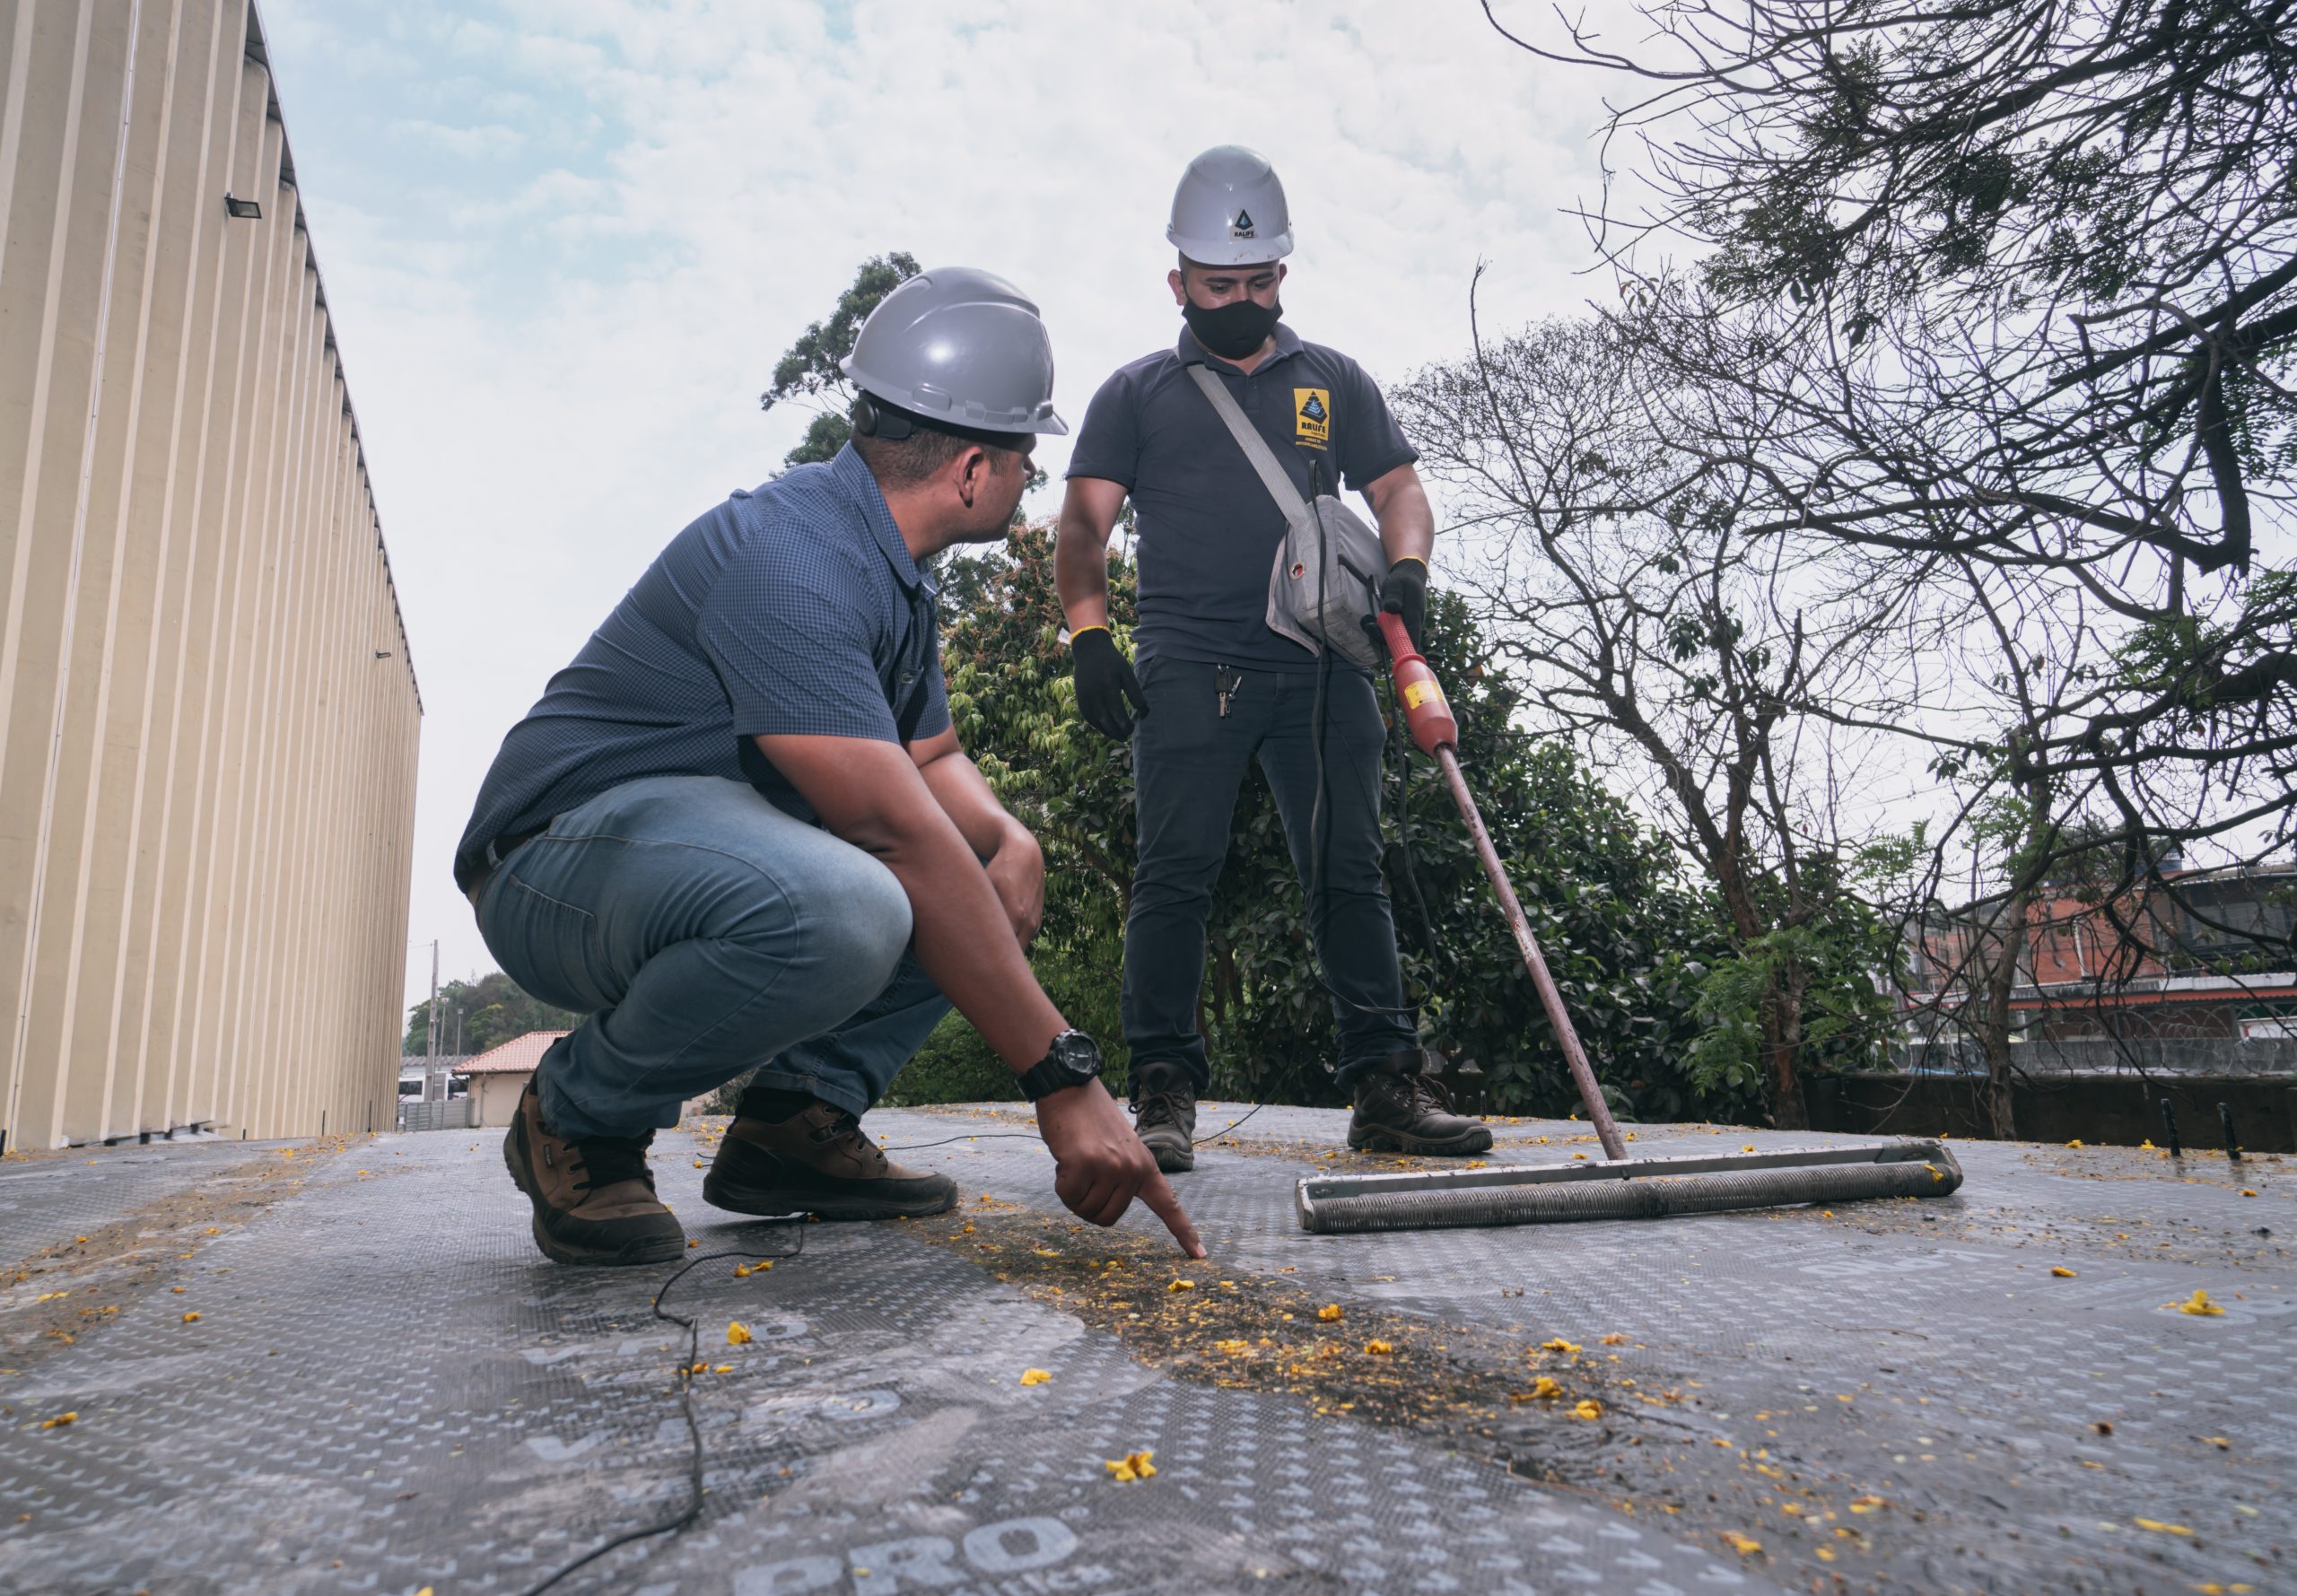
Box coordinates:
[1185,365,1386,669]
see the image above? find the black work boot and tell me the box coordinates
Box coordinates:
[1347,1049,1494,1156]
[1129,1060,1198,1174]
[704,1087,956,1220]
[502,1076,686,1267]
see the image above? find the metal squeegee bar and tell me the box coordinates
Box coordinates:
[1296,1140,1963,1234]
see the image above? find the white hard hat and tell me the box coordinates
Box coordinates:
[1166,145,1294,266]
[840,266,1067,436]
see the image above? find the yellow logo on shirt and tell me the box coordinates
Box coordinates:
[1295,388,1331,449]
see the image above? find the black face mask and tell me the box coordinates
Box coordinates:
[1183,293,1282,360]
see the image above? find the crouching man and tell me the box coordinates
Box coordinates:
[455,267,1202,1267]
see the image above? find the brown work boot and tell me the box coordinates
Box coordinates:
[1128,1060,1198,1174]
[703,1087,956,1220]
[502,1077,686,1267]
[1347,1049,1494,1156]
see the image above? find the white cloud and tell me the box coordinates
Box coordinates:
[256,0,1646,1007]
[386,117,529,158]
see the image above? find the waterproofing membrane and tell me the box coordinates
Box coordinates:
[0,1104,2287,1596]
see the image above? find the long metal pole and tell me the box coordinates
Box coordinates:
[1435,746,1628,1161]
[425,939,439,1100]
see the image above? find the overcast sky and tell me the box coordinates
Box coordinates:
[251,1,1644,1013]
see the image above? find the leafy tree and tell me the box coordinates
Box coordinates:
[404,971,581,1060]
[1486,0,2297,981]
[1394,314,1900,1125]
[757,252,920,468]
[896,520,1751,1122]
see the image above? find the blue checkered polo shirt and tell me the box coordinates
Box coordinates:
[454,445,948,892]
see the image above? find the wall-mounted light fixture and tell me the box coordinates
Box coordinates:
[223,192,262,220]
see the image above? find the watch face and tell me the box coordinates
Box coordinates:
[1051,1032,1102,1078]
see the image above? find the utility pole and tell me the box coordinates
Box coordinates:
[424,940,441,1103]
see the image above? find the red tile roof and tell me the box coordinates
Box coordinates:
[459,1030,569,1075]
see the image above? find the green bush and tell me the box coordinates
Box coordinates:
[925,525,1757,1121]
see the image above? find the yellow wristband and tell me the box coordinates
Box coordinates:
[1391,555,1428,571]
[1070,624,1111,642]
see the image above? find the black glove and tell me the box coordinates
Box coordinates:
[1071,625,1148,740]
[1380,556,1429,653]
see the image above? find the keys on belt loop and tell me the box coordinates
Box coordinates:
[1216,666,1244,719]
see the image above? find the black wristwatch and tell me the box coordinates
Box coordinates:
[1017,1029,1104,1102]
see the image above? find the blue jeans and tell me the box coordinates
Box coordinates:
[471,775,950,1138]
[1122,656,1416,1092]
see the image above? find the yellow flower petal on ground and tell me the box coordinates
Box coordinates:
[1541,1338,1581,1355]
[1213,1339,1251,1356]
[1599,1333,1628,1345]
[727,1321,754,1346]
[1720,1531,1761,1555]
[1570,1399,1603,1420]
[1364,1339,1393,1355]
[39,1412,75,1428]
[1530,1375,1564,1400]
[1019,1368,1052,1386]
[2133,1517,2192,1535]
[2051,1267,2077,1278]
[712,1364,732,1374]
[2177,1289,2224,1316]
[1104,1449,1157,1482]
[2240,1189,2258,1197]
[2066,1139,2085,1148]
[1849,1496,1886,1513]
[1168,1278,1195,1292]
[2201,1436,2229,1449]
[180,1312,199,1323]
[1317,1304,1343,1321]
[1033,1248,1060,1258]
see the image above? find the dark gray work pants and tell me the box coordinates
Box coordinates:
[1121,654,1416,1091]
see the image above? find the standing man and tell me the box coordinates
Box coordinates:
[458,267,1202,1267]
[1056,148,1492,1172]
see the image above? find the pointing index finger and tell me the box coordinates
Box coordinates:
[1140,1173,1206,1259]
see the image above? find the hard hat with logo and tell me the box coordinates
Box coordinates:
[840,266,1067,437]
[1166,144,1295,266]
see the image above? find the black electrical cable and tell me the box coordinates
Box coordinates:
[520,1086,1268,1594]
[515,1226,807,1596]
[1303,458,1417,1023]
[1385,671,1442,965]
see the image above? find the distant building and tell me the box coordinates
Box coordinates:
[1908,859,2297,1042]
[459,1033,568,1129]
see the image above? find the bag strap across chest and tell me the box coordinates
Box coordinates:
[1186,364,1311,519]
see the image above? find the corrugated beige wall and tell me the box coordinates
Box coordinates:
[0,0,419,1149]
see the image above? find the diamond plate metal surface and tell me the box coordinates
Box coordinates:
[0,1104,2285,1596]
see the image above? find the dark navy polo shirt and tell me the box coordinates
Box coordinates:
[454,445,948,891]
[1067,323,1417,672]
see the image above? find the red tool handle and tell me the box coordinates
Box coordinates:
[1378,611,1459,757]
[1376,612,1628,1159]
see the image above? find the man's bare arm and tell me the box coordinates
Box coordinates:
[910,725,1043,946]
[1363,461,1435,566]
[759,732,1058,1066]
[757,730,1201,1254]
[1055,476,1129,632]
